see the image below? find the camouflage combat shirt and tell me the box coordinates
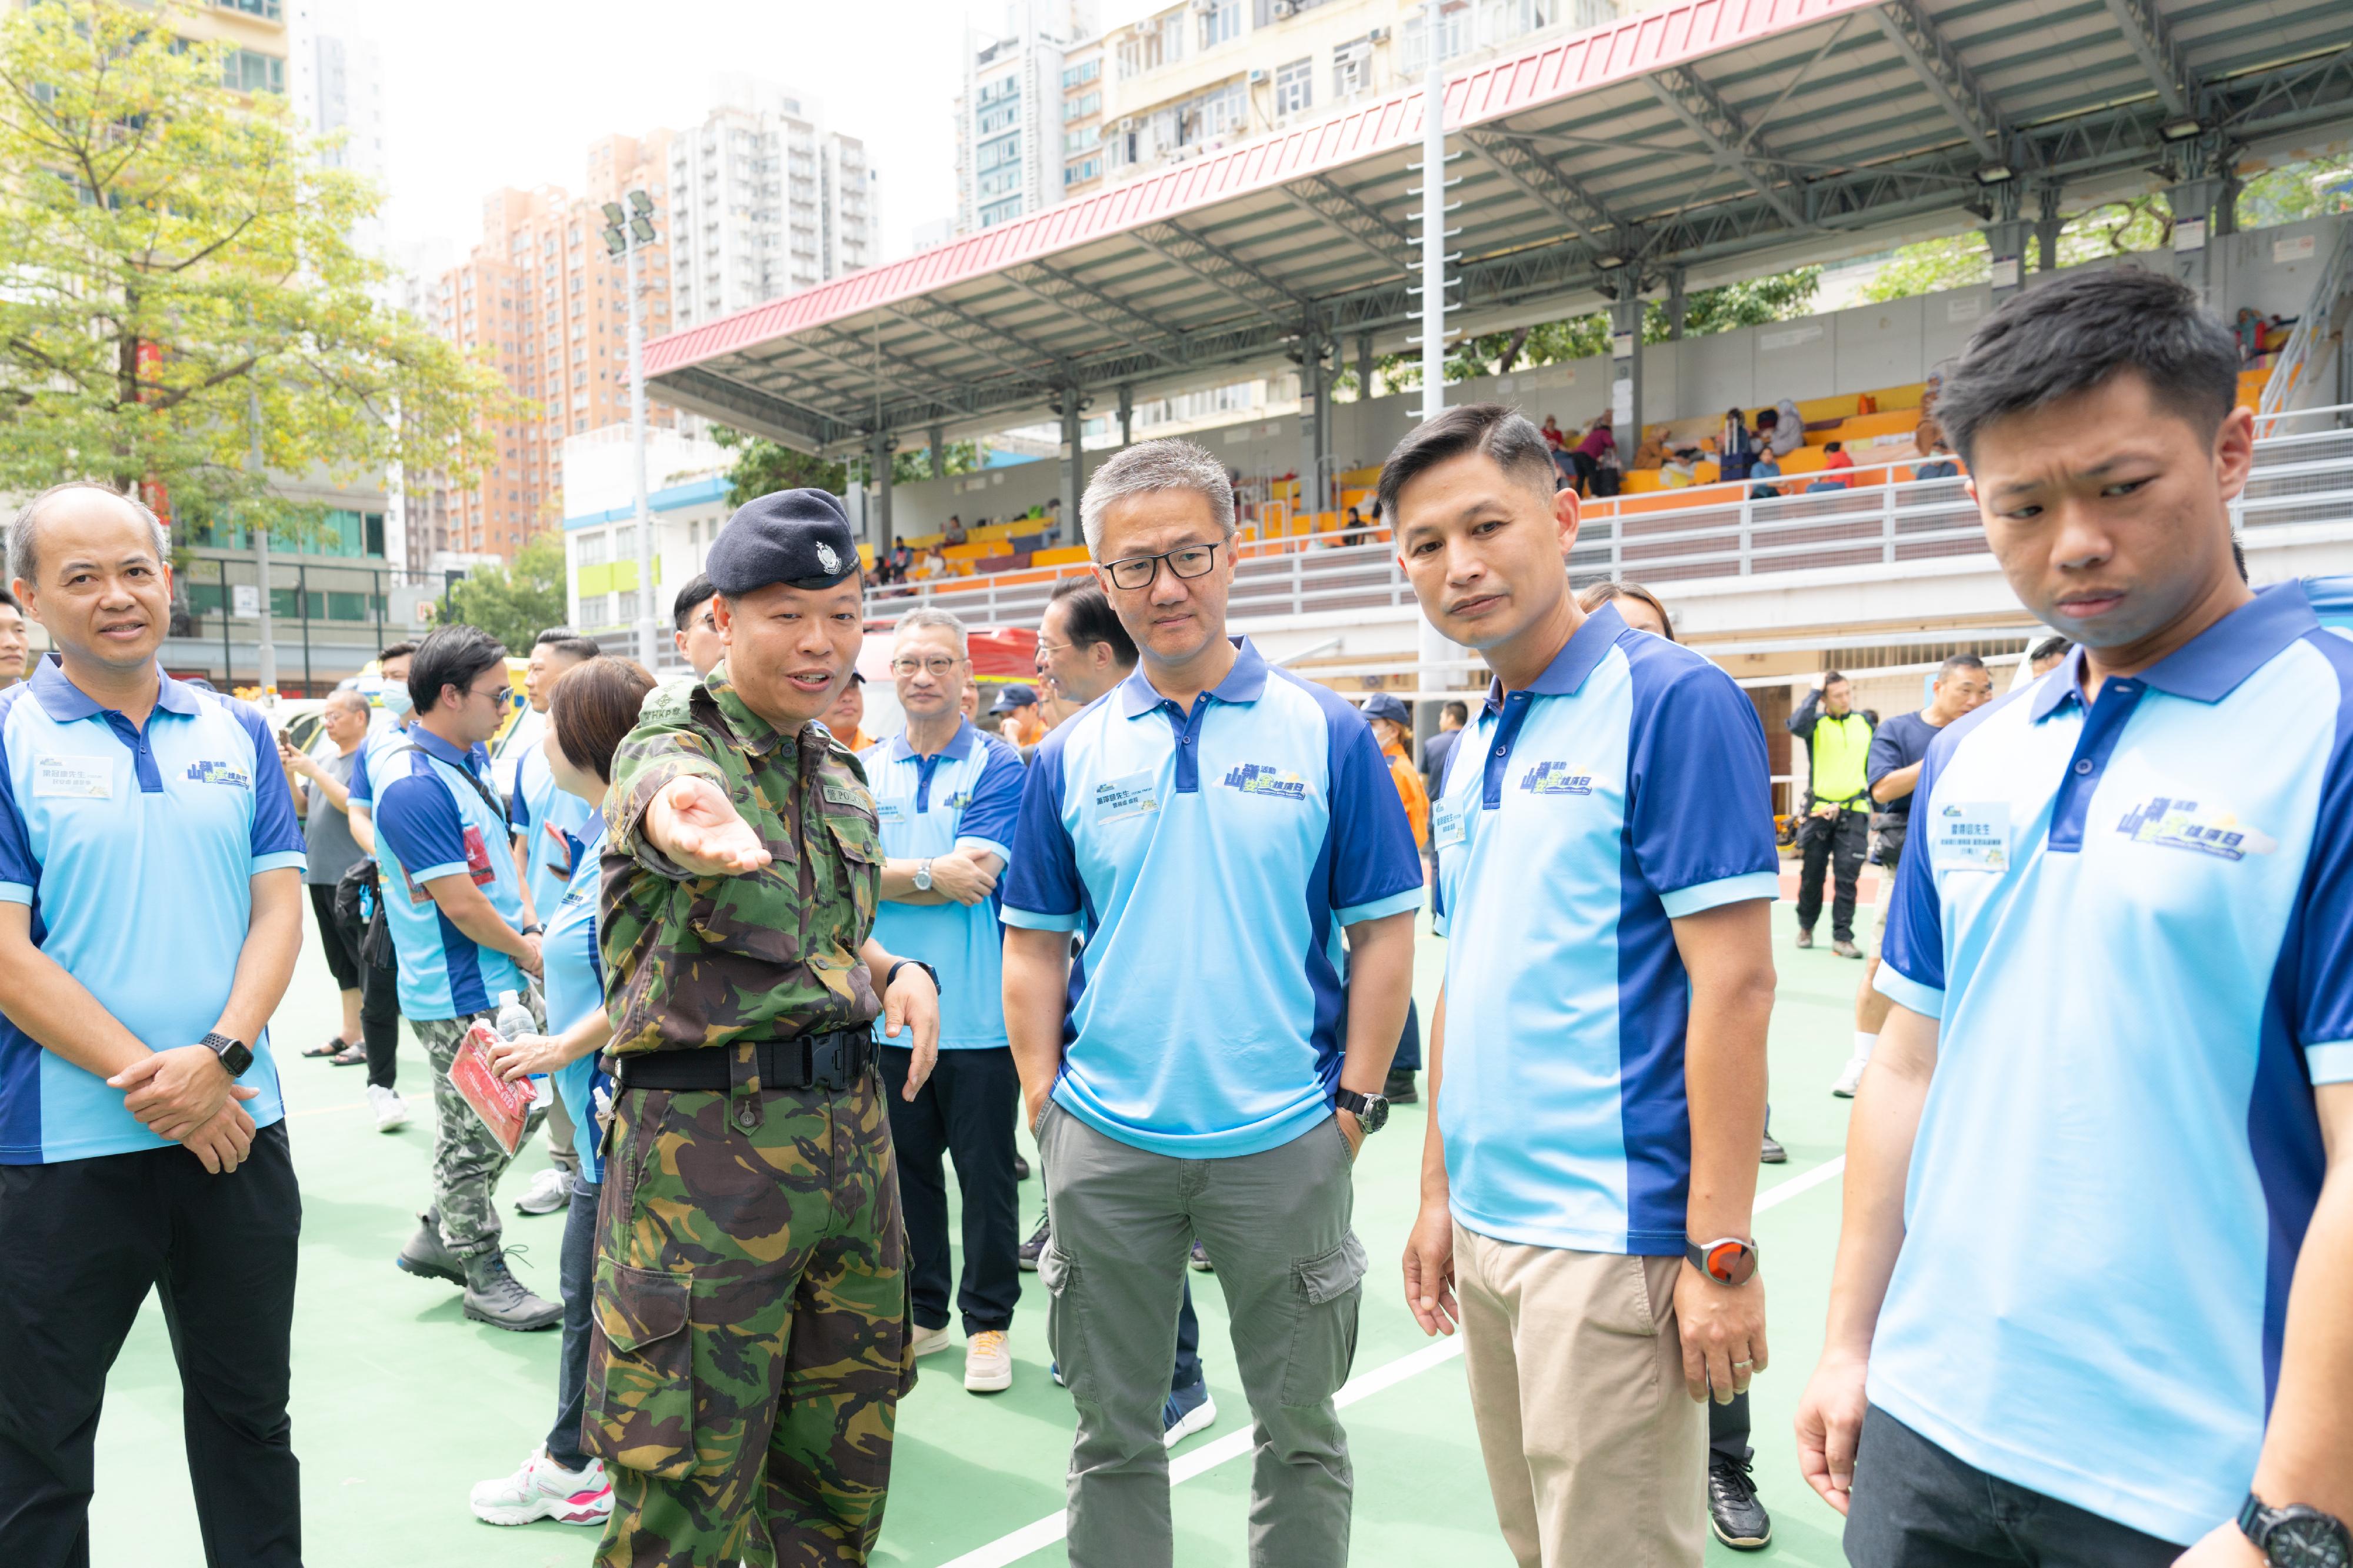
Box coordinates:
[599,660,883,1055]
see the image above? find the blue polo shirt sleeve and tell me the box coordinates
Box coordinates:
[1327,708,1423,925]
[348,738,374,810]
[1001,734,1080,932]
[0,751,33,906]
[2296,735,2353,1085]
[1628,664,1780,916]
[508,772,530,832]
[1875,728,1955,1019]
[234,703,308,874]
[375,771,472,884]
[955,738,1026,866]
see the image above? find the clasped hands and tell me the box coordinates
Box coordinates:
[109,1045,256,1176]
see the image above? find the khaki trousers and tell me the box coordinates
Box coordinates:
[1454,1223,1705,1568]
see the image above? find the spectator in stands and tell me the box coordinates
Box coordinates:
[1748,451,1784,500]
[1831,653,1994,1099]
[672,575,724,678]
[468,653,655,1533]
[1042,497,1064,547]
[991,682,1046,749]
[2028,633,2071,676]
[1361,692,1427,1105]
[944,515,968,546]
[915,544,948,581]
[1819,441,1856,487]
[1767,397,1806,457]
[825,669,872,751]
[0,585,26,688]
[2234,306,2266,364]
[1540,413,1567,451]
[1719,407,1757,484]
[1420,699,1467,799]
[1788,672,1875,957]
[1568,413,1615,496]
[282,689,376,1069]
[1342,506,1373,547]
[889,541,912,578]
[1661,446,1704,488]
[1914,428,1959,481]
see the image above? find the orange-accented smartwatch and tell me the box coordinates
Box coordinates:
[1685,1237,1759,1286]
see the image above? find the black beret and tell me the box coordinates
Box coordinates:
[705,488,861,595]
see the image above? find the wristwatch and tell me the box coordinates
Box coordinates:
[914,858,934,892]
[2239,1493,2351,1567]
[1686,1236,1760,1286]
[885,959,941,997]
[1332,1088,1389,1135]
[199,1031,254,1078]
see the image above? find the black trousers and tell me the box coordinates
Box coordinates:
[331,885,399,1089]
[0,1123,303,1568]
[1710,1389,1752,1465]
[880,1044,1022,1335]
[305,882,362,994]
[1797,806,1871,941]
[1845,1404,2179,1567]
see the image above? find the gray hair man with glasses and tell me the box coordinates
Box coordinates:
[861,605,1031,1394]
[1003,439,1424,1567]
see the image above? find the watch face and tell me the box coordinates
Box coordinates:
[2273,1514,2352,1568]
[1361,1095,1388,1135]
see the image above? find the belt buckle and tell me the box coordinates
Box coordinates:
[808,1033,850,1093]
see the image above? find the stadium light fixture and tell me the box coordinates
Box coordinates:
[2159,117,2204,142]
[1974,165,2015,186]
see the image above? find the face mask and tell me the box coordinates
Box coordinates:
[362,678,413,718]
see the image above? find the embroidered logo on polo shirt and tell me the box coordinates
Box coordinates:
[185,760,252,789]
[1519,761,1594,796]
[1221,762,1307,800]
[945,790,974,810]
[2115,795,2277,861]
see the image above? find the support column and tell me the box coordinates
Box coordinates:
[1665,268,1687,341]
[928,422,946,480]
[1609,288,1644,466]
[2034,185,2064,275]
[1117,383,1134,447]
[868,429,895,559]
[1357,331,1375,402]
[1059,390,1084,535]
[1299,337,1326,522]
[2165,175,2226,302]
[1317,343,1335,509]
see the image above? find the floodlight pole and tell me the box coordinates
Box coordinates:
[249,379,277,699]
[1414,4,1452,745]
[625,202,656,668]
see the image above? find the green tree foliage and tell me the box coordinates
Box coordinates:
[0,0,517,542]
[441,529,567,651]
[711,424,988,505]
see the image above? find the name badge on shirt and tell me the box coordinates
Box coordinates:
[1929,801,2011,872]
[1432,802,1468,850]
[875,799,908,826]
[33,755,112,799]
[1093,770,1159,825]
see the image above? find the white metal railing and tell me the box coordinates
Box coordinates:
[2257,221,2353,428]
[872,432,2353,628]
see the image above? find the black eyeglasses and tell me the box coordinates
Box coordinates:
[1102,541,1222,592]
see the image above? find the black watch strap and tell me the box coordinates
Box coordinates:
[2241,1493,2353,1566]
[200,1031,253,1077]
[885,959,939,996]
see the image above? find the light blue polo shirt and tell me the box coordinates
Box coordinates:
[1430,603,1779,1255]
[511,739,594,920]
[0,660,306,1164]
[372,726,528,1020]
[542,816,611,1184]
[1002,638,1423,1158]
[345,715,413,840]
[1870,580,2353,1545]
[859,719,1026,1050]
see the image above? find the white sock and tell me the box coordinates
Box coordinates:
[1854,1032,1878,1062]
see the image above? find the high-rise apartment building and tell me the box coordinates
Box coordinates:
[428,133,676,564]
[669,79,878,331]
[955,1,1099,233]
[185,0,292,98]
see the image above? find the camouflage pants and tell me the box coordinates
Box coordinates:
[585,1068,911,1568]
[414,990,546,1260]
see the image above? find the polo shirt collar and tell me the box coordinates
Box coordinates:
[29,657,201,723]
[888,716,979,763]
[1483,602,1624,715]
[1116,636,1269,718]
[405,724,490,773]
[2029,581,2318,722]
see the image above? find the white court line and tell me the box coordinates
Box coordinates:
[938,1155,1847,1568]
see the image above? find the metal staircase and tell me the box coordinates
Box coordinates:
[2258,218,2353,432]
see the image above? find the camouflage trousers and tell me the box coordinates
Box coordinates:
[585,1067,912,1568]
[413,989,546,1260]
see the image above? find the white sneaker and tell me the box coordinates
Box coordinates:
[1831,1055,1869,1098]
[468,1446,612,1527]
[908,1322,955,1360]
[514,1166,572,1216]
[367,1084,408,1132]
[965,1329,1012,1393]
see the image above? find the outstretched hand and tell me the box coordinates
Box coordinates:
[647,775,772,877]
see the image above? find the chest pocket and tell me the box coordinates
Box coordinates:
[818,778,882,929]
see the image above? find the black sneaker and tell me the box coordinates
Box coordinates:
[1708,1453,1772,1550]
[1383,1070,1419,1105]
[462,1247,563,1332]
[395,1209,464,1286]
[1017,1212,1050,1272]
[1759,1132,1788,1165]
[1014,1152,1031,1182]
[1188,1239,1214,1273]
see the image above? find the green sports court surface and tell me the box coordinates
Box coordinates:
[92,888,1869,1567]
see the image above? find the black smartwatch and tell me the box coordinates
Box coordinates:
[199,1032,254,1078]
[2240,1493,2351,1567]
[1333,1088,1388,1135]
[885,959,940,997]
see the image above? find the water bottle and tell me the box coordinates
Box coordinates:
[495,989,552,1108]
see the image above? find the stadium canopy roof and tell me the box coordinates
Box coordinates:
[646,0,2353,456]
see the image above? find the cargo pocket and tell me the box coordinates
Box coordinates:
[1280,1232,1368,1405]
[585,1263,696,1479]
[1037,1241,1088,1402]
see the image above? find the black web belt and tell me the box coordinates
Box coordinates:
[612,1029,874,1093]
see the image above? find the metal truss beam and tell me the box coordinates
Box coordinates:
[1132,220,1311,331]
[794,325,977,415]
[1644,64,1809,231]
[887,296,1069,385]
[1459,127,1624,251]
[653,366,841,452]
[1002,260,1193,370]
[1869,0,2005,161]
[2100,0,2197,119]
[1279,174,1417,275]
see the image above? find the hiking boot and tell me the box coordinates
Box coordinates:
[1708,1453,1772,1550]
[1832,938,1864,959]
[395,1210,464,1286]
[1794,928,1814,950]
[462,1248,562,1332]
[1017,1212,1050,1272]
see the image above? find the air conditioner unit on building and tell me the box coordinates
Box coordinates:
[1366,25,1388,42]
[1247,68,1269,84]
[1272,0,1298,16]
[1118,117,1138,132]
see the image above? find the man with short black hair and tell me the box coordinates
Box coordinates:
[338,641,420,1094]
[2027,633,2072,677]
[671,574,723,678]
[375,624,559,1332]
[1788,672,1875,956]
[1420,699,1468,798]
[0,586,28,689]
[1796,267,2353,1568]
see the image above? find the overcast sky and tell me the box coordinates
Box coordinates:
[357,0,1158,271]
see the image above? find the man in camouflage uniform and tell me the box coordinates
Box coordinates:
[584,488,942,1568]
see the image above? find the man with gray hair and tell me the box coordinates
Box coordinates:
[862,605,1031,1393]
[1004,438,1422,1566]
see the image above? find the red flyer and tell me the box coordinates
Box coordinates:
[446,1022,532,1156]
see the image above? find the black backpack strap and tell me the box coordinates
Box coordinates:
[391,742,509,828]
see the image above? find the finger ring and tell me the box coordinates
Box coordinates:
[1732,1359,1754,1369]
